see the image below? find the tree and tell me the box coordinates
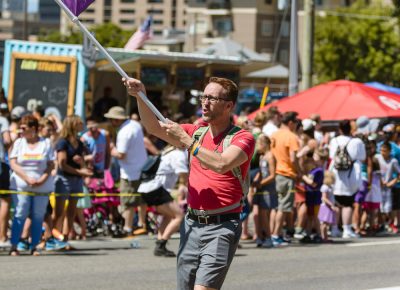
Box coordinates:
[313,1,400,86]
[39,23,134,48]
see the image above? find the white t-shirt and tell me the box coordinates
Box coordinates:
[138,148,188,193]
[0,116,9,162]
[329,135,366,196]
[116,119,147,181]
[10,137,55,193]
[320,184,335,205]
[364,171,382,203]
[262,121,278,137]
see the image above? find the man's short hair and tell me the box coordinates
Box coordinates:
[266,106,280,120]
[208,77,238,104]
[281,111,299,125]
[339,120,351,135]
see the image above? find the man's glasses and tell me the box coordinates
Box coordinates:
[199,95,230,104]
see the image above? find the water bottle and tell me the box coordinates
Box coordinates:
[130,239,141,249]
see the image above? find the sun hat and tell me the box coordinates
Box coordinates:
[356,116,370,134]
[104,106,128,120]
[302,119,316,131]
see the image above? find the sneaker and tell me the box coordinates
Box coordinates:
[329,228,342,238]
[154,240,176,257]
[342,230,360,239]
[299,235,312,243]
[312,235,323,243]
[255,238,263,248]
[262,238,273,248]
[271,236,289,247]
[0,240,11,248]
[45,238,68,251]
[389,223,399,234]
[133,227,147,236]
[294,228,307,240]
[17,239,30,251]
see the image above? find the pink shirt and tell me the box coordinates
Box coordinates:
[182,124,255,212]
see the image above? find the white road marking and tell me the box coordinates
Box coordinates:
[347,240,400,247]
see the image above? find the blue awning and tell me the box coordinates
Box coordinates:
[365,82,400,95]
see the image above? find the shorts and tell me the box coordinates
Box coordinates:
[335,194,355,207]
[253,183,277,210]
[0,162,10,198]
[275,174,295,212]
[307,205,320,217]
[119,179,143,211]
[54,175,83,200]
[362,202,380,210]
[177,215,241,290]
[381,188,392,214]
[355,180,369,204]
[141,187,173,207]
[391,187,400,210]
[305,191,322,207]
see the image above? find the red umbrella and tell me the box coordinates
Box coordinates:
[248,80,400,121]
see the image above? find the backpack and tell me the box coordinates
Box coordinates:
[333,138,353,171]
[190,126,250,214]
[140,146,175,182]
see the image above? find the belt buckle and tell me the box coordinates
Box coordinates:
[197,210,209,224]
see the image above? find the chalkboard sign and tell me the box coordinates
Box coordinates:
[8,53,77,119]
[140,67,169,89]
[211,70,240,85]
[176,67,205,90]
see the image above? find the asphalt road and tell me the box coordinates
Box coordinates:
[1,234,400,290]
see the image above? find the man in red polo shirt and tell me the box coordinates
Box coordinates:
[123,76,255,290]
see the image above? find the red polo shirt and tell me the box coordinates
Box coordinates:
[181,124,255,212]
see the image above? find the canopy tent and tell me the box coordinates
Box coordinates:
[247,80,400,121]
[365,82,400,95]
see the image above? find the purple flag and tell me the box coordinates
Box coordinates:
[62,0,95,16]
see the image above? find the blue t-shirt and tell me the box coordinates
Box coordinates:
[55,138,85,177]
[305,167,324,192]
[81,129,107,174]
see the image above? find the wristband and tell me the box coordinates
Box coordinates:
[190,142,199,155]
[193,145,201,156]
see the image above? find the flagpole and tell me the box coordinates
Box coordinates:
[54,0,167,123]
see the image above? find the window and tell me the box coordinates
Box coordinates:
[104,0,112,5]
[147,9,163,14]
[153,30,163,35]
[120,9,135,13]
[281,21,289,37]
[213,18,232,36]
[278,49,289,64]
[261,20,273,37]
[153,19,163,25]
[85,9,95,13]
[121,0,135,2]
[265,0,273,4]
[104,10,111,17]
[120,19,135,24]
[148,0,163,3]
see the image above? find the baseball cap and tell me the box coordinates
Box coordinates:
[11,106,26,119]
[302,119,316,131]
[356,116,370,134]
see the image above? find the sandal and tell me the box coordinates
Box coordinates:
[31,248,40,256]
[9,249,20,256]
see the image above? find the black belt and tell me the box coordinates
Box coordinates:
[187,212,240,225]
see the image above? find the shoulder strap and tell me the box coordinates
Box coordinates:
[193,126,209,144]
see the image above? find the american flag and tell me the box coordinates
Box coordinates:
[124,16,153,51]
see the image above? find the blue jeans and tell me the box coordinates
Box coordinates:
[11,194,49,248]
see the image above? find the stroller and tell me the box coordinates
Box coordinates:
[84,170,125,237]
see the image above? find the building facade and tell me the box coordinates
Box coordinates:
[62,0,188,36]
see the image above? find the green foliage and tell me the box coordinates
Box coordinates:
[39,23,134,48]
[314,1,400,86]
